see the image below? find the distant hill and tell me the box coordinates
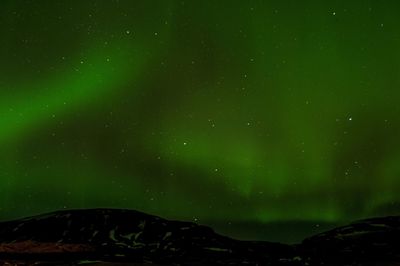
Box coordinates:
[0,208,398,265]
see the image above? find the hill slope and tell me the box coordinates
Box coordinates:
[0,209,399,265]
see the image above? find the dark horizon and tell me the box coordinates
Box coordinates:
[0,206,364,244]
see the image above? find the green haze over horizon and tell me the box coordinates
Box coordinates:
[1,0,400,234]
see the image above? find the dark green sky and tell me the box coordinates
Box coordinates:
[1,0,400,241]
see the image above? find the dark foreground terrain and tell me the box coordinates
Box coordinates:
[0,209,399,265]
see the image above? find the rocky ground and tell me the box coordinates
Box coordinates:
[0,209,398,265]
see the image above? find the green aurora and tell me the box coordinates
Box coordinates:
[1,0,400,242]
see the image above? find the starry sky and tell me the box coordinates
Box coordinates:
[1,0,400,242]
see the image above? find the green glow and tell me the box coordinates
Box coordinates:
[0,42,147,144]
[1,1,400,240]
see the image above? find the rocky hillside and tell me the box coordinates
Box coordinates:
[0,209,294,265]
[300,216,400,265]
[0,209,399,265]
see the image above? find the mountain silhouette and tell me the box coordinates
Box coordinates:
[0,208,398,265]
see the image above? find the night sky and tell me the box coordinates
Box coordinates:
[1,0,400,242]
